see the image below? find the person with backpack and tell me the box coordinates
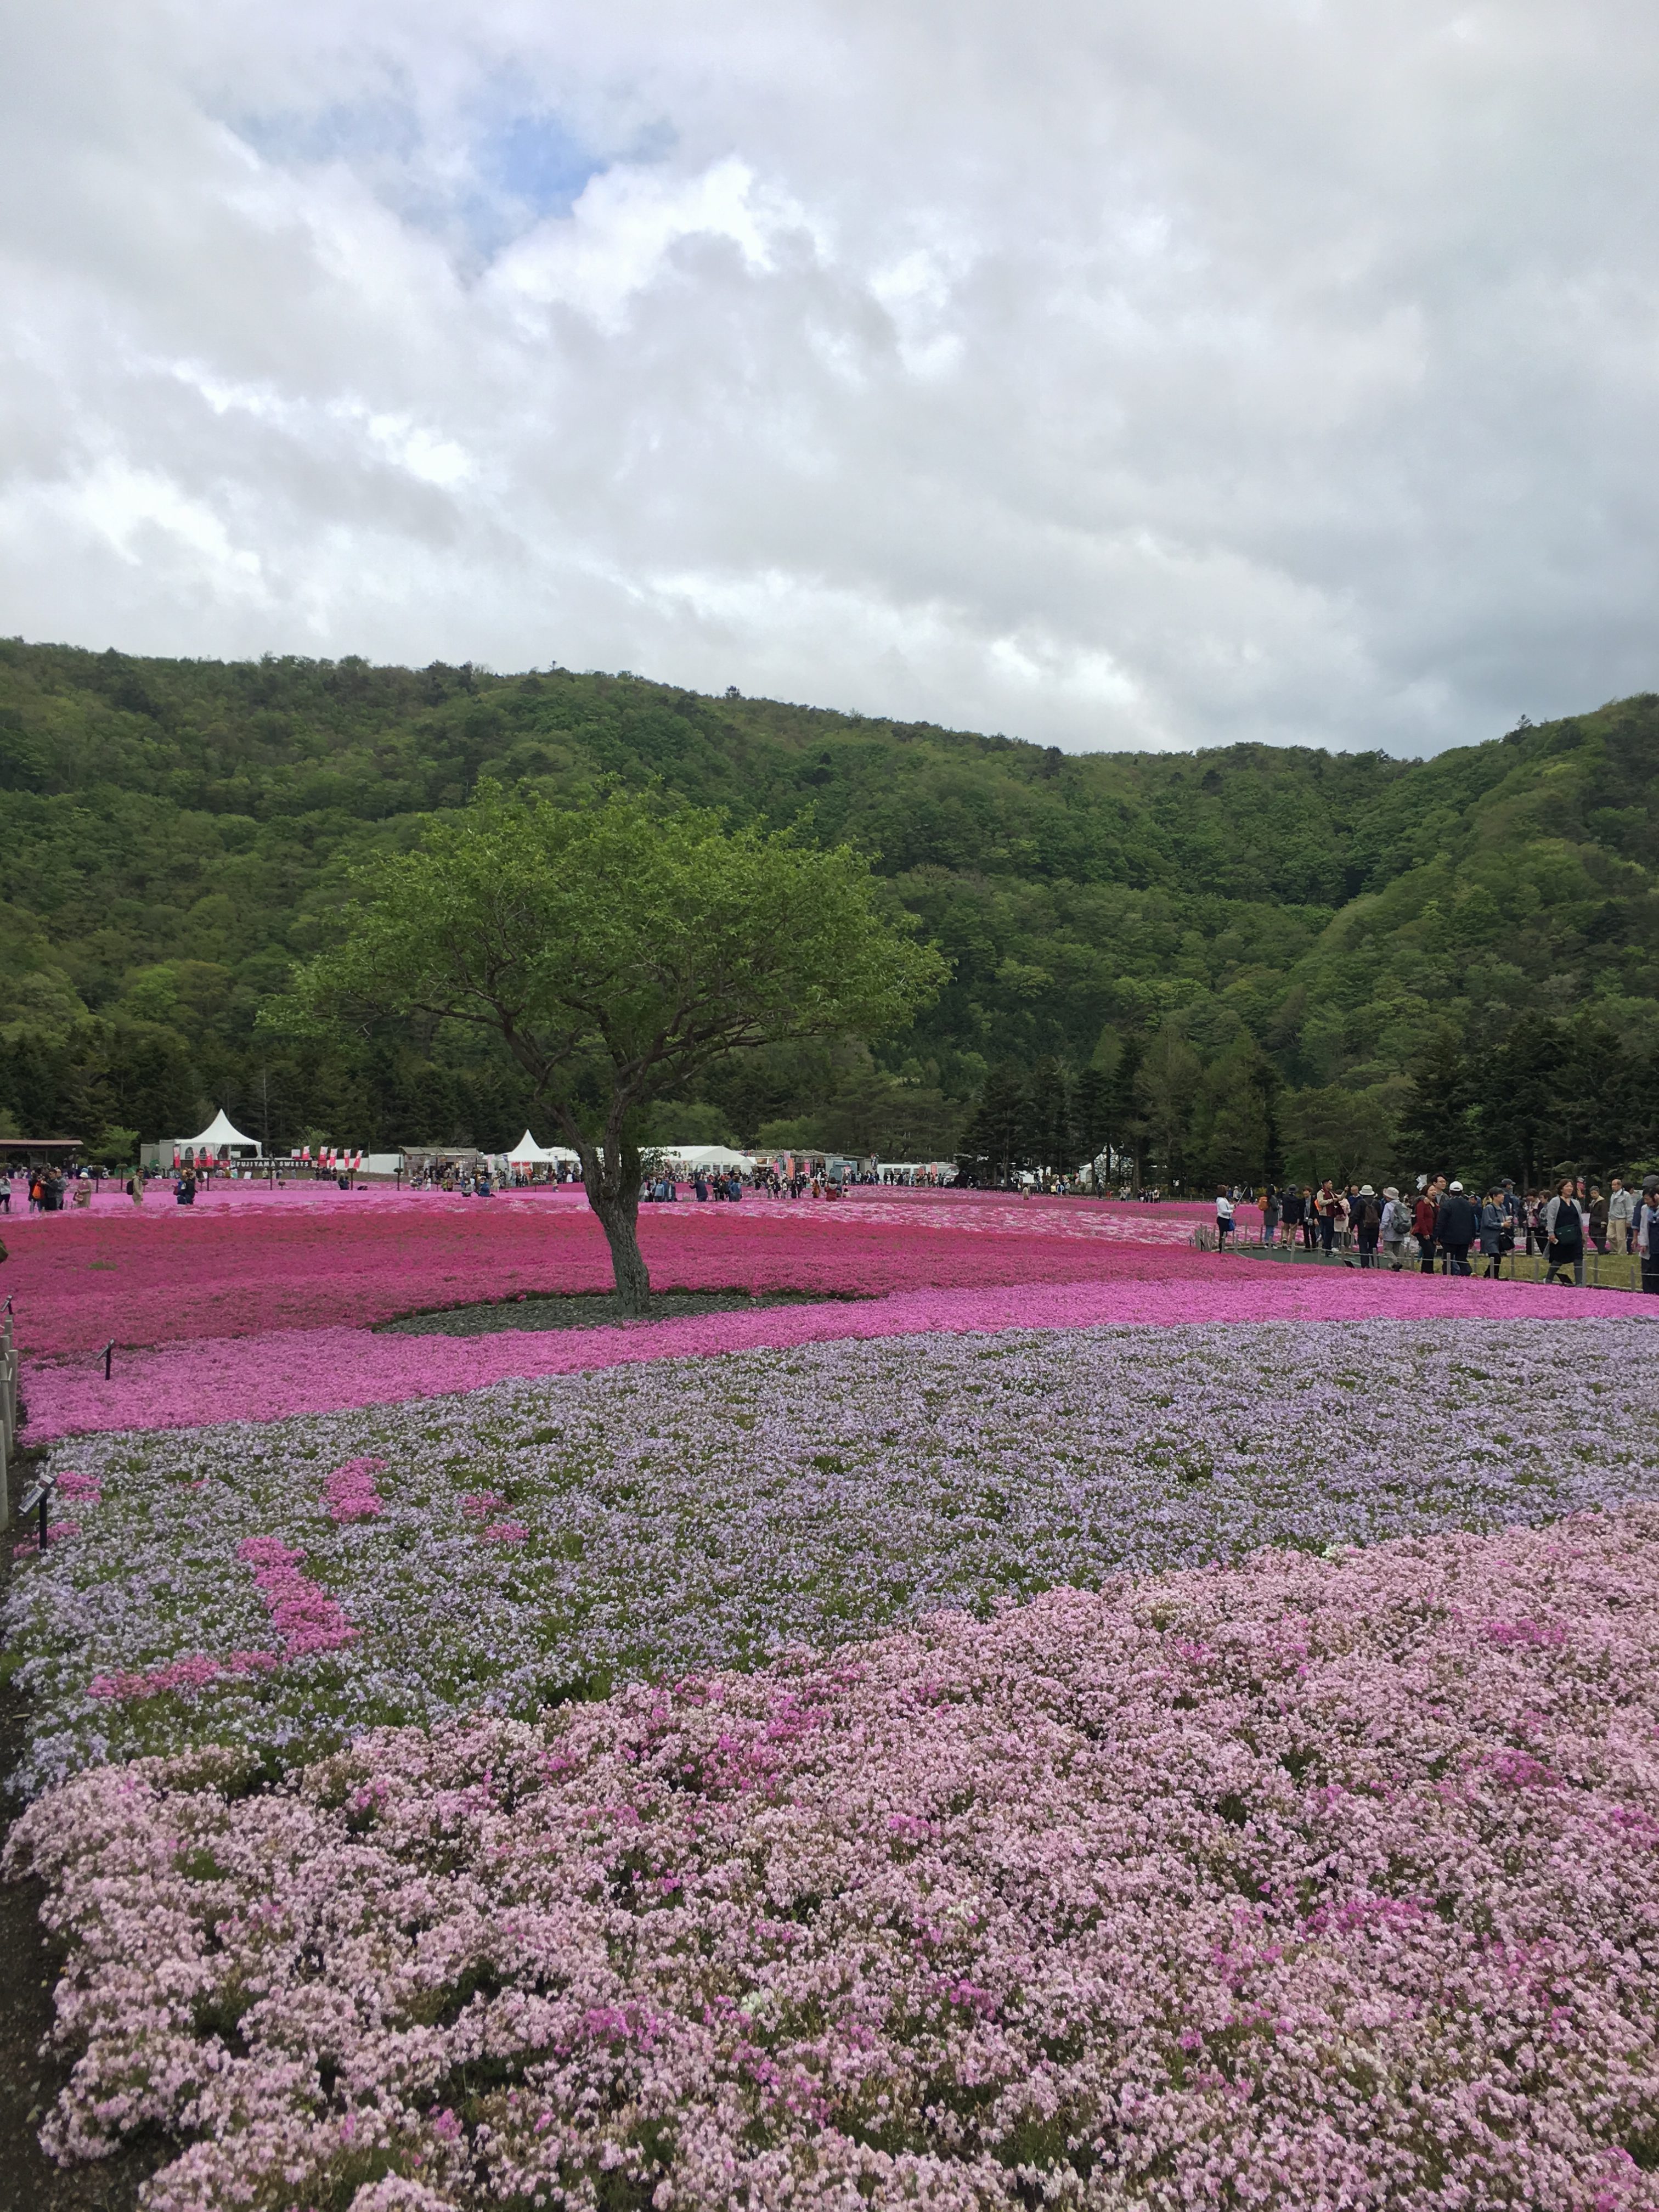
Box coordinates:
[1434,1181,1480,1275]
[1543,1178,1587,1286]
[1350,1185,1382,1267]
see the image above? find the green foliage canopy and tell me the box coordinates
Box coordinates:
[2,638,1657,1187]
[273,784,944,1304]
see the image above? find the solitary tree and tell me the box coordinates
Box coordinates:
[267,787,947,1312]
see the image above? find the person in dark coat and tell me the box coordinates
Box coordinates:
[1478,1188,1508,1279]
[1434,1181,1480,1275]
[1543,1178,1587,1286]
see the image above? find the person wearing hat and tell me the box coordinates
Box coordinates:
[1434,1180,1480,1276]
[1379,1186,1412,1270]
[1350,1183,1382,1267]
[1637,1177,1659,1296]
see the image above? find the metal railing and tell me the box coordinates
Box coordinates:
[1210,1231,1650,1293]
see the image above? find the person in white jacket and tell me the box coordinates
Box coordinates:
[1378,1186,1413,1271]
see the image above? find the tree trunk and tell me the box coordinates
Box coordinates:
[590,1182,651,1314]
[573,1134,651,1316]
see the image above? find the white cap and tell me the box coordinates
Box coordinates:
[1449,1180,1463,1192]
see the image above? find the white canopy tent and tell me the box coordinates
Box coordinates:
[506,1129,583,1167]
[172,1108,261,1160]
[656,1144,756,1172]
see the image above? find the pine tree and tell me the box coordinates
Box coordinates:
[1397,1025,1475,1181]
[963,1063,1035,1184]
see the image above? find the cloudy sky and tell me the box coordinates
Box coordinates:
[2,1,1656,753]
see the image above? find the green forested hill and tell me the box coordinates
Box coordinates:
[2,637,1656,1185]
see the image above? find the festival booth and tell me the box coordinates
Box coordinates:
[505,1130,583,1183]
[659,1144,756,1174]
[168,1109,261,1170]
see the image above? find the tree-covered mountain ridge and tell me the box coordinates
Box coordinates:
[2,638,1655,1180]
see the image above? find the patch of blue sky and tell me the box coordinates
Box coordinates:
[229,93,661,264]
[233,96,423,173]
[482,111,607,221]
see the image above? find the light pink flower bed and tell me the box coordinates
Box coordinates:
[21,1265,1646,1442]
[14,1509,1659,2210]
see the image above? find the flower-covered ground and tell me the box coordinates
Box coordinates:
[0,1186,1217,1357]
[9,1316,1659,1799]
[7,1185,1659,2208]
[18,1254,1643,1443]
[13,1507,1659,2211]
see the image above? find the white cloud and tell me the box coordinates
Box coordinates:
[1,0,1656,752]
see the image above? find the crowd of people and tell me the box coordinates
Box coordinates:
[1217,1173,1659,1293]
[3,1162,132,1213]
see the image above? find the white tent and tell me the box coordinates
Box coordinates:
[506,1129,582,1167]
[175,1108,261,1159]
[657,1144,756,1171]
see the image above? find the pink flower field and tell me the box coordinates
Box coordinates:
[7,1184,1645,1439]
[3,1185,1215,1357]
[14,1510,1659,2210]
[16,1262,1647,1442]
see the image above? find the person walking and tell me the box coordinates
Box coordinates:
[1215,1187,1235,1247]
[1413,1184,1439,1274]
[1637,1177,1659,1296]
[1588,1183,1610,1257]
[1278,1184,1304,1253]
[1543,1178,1587,1286]
[1478,1188,1509,1279]
[1350,1184,1382,1267]
[1261,1183,1281,1248]
[1379,1186,1412,1270]
[1435,1181,1480,1276]
[1525,1188,1547,1257]
[1609,1177,1637,1256]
